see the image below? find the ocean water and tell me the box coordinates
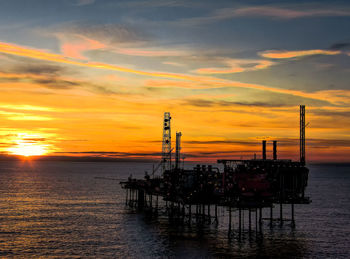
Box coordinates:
[0,161,349,258]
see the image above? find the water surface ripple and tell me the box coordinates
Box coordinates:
[0,162,349,258]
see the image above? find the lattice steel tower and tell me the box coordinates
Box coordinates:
[300,105,306,165]
[162,112,172,172]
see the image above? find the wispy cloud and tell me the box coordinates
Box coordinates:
[10,63,66,76]
[55,150,163,158]
[259,49,340,59]
[56,33,105,60]
[0,69,135,96]
[177,5,350,25]
[183,99,288,108]
[185,138,350,148]
[195,58,274,74]
[162,61,186,67]
[119,0,193,8]
[224,6,350,19]
[52,23,189,59]
[311,108,350,118]
[114,47,189,57]
[329,42,350,50]
[56,34,189,59]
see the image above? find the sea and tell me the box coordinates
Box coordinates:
[0,161,349,258]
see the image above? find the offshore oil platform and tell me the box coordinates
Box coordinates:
[121,106,310,236]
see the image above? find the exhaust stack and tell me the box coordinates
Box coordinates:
[300,105,306,165]
[175,132,182,169]
[273,140,277,160]
[262,140,266,160]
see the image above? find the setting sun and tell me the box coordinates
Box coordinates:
[8,143,48,157]
[6,133,50,157]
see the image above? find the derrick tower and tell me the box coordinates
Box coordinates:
[162,112,172,172]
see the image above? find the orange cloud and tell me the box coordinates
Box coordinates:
[55,32,188,58]
[259,49,340,59]
[56,33,106,60]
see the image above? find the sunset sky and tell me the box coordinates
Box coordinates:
[0,0,349,162]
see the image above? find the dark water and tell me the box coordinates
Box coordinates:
[0,161,349,258]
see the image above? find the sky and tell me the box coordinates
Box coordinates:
[0,0,349,162]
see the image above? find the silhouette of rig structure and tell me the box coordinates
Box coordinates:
[121,106,310,236]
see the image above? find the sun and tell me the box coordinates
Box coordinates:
[8,143,48,157]
[7,133,49,157]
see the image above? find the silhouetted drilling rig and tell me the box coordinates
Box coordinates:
[121,106,310,236]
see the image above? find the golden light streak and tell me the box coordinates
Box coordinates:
[260,49,340,59]
[0,103,54,111]
[0,110,53,121]
[7,115,53,121]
